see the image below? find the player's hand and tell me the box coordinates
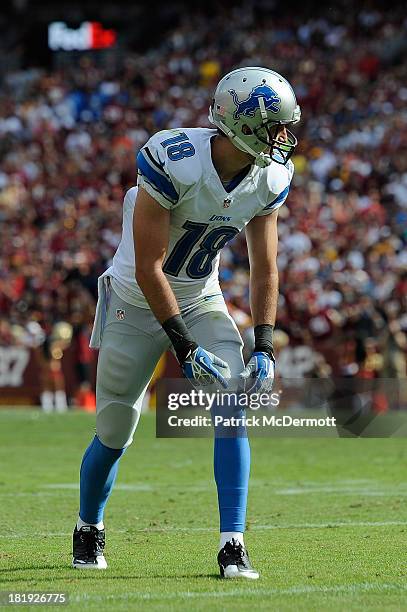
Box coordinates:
[181,346,229,389]
[239,351,275,393]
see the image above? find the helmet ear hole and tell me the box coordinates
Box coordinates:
[242,124,253,135]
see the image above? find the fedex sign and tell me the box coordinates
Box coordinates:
[48,21,117,51]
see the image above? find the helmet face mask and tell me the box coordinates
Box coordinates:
[209,66,301,167]
[253,121,298,165]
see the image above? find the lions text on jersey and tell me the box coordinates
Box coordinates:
[110,128,293,309]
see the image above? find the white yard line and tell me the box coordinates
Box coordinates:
[275,486,407,496]
[250,520,407,530]
[40,483,154,492]
[115,520,407,532]
[0,530,127,538]
[72,582,406,602]
[1,520,406,539]
[35,482,407,496]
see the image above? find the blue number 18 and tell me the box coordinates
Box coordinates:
[163,221,239,279]
[160,132,195,161]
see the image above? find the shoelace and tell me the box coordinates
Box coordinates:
[227,538,246,563]
[77,529,105,557]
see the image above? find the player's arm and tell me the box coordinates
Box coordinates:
[240,209,279,391]
[133,186,178,323]
[246,208,279,328]
[133,187,228,388]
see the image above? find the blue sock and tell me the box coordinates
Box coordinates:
[79,435,126,524]
[214,428,250,533]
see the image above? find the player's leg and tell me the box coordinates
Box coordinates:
[184,297,258,579]
[73,289,169,569]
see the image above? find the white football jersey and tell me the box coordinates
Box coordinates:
[110,127,294,309]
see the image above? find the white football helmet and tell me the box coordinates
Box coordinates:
[209,66,301,167]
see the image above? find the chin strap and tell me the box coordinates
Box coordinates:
[208,107,272,168]
[224,129,272,168]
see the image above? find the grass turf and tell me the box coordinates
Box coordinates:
[0,409,406,611]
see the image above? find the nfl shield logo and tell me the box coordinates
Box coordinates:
[116,309,126,321]
[223,198,231,208]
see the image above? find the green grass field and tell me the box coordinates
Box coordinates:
[0,409,406,611]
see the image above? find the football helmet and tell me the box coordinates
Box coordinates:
[209,66,301,167]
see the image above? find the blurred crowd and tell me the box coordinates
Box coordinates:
[0,0,406,404]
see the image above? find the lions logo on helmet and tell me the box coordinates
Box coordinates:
[229,85,281,119]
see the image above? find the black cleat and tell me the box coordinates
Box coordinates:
[72,525,107,569]
[218,538,259,579]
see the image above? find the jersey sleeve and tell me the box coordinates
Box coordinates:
[136,135,179,209]
[136,130,201,210]
[256,159,294,216]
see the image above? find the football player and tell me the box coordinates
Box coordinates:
[72,66,300,578]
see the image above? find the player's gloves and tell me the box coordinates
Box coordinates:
[162,314,229,389]
[239,324,275,393]
[182,346,229,389]
[239,351,275,393]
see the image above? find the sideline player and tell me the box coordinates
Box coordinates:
[72,66,301,578]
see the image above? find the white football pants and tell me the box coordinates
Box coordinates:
[95,289,244,448]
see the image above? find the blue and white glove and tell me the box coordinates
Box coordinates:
[182,346,229,389]
[239,351,275,393]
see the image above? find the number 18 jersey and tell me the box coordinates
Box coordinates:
[110,127,294,309]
